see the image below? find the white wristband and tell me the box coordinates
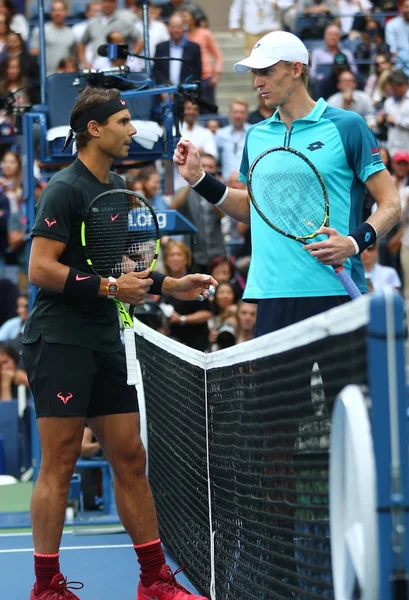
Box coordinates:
[191,172,206,188]
[347,235,360,255]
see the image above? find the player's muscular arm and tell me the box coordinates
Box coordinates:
[29,237,152,302]
[365,169,401,236]
[29,237,74,291]
[173,139,250,224]
[214,186,250,224]
[306,169,401,265]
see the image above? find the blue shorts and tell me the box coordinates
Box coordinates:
[255,296,351,337]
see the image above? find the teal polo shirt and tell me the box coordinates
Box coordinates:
[239,98,385,299]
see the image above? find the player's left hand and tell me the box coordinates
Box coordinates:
[165,273,218,301]
[303,226,356,265]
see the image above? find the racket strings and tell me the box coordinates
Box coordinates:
[251,151,327,239]
[84,193,158,277]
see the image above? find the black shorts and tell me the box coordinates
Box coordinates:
[23,337,139,418]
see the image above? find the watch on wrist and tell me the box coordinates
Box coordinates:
[106,276,119,299]
[180,315,187,325]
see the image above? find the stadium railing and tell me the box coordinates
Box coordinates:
[133,290,409,600]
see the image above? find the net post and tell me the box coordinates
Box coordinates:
[367,289,409,599]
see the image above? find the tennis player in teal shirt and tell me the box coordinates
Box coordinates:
[173,30,401,335]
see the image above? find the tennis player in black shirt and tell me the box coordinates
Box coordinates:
[23,86,214,600]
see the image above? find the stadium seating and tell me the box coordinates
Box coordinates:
[0,402,21,479]
[74,458,113,516]
[36,71,170,163]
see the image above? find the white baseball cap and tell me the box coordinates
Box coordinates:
[234,31,309,73]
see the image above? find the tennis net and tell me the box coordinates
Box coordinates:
[134,296,371,600]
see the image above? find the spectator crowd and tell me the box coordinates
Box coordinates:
[2,0,409,401]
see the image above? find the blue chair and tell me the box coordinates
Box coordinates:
[75,458,113,516]
[0,402,20,478]
[71,0,86,17]
[67,473,84,516]
[303,39,324,53]
[0,436,4,475]
[341,38,361,53]
[197,113,229,127]
[295,15,317,38]
[29,1,51,20]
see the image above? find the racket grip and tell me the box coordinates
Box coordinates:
[333,265,362,300]
[124,327,140,386]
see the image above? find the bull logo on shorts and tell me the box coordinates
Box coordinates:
[57,392,73,405]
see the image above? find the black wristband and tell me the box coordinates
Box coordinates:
[348,222,377,254]
[150,271,166,295]
[191,172,228,205]
[63,267,101,298]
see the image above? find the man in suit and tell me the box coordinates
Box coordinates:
[152,12,202,85]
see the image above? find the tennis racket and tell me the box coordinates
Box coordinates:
[247,147,361,300]
[81,189,160,385]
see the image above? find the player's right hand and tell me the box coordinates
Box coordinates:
[173,139,204,186]
[117,271,153,304]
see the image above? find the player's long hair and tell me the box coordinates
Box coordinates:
[70,86,120,150]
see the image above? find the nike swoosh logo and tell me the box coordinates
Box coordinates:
[111,214,120,221]
[76,275,91,281]
[141,594,159,600]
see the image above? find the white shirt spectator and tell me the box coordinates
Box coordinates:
[326,89,375,125]
[383,91,409,157]
[385,14,409,54]
[10,13,29,41]
[228,0,281,34]
[215,123,250,181]
[365,263,401,290]
[169,40,183,86]
[180,121,217,159]
[72,19,94,67]
[338,0,372,37]
[136,18,170,61]
[0,316,24,342]
[173,122,217,191]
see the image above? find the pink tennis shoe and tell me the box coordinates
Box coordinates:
[30,573,83,599]
[137,565,208,600]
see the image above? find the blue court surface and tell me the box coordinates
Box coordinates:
[0,531,200,599]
